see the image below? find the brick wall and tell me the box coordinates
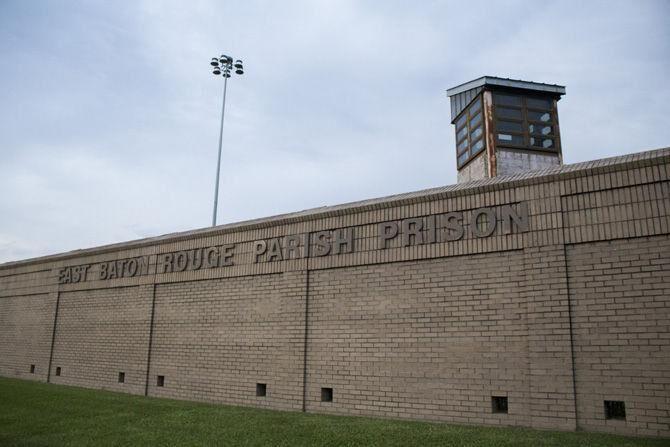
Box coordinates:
[568,236,670,437]
[147,271,306,411]
[0,148,668,437]
[306,252,534,427]
[521,245,576,430]
[49,286,153,395]
[0,293,55,381]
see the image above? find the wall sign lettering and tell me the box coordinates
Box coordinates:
[57,202,528,284]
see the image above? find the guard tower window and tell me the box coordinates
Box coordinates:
[455,97,485,168]
[493,93,558,152]
[448,76,565,183]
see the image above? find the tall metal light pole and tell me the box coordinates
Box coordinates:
[210,54,244,226]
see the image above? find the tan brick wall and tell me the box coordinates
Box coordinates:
[147,271,306,411]
[0,148,668,437]
[520,245,577,430]
[305,252,534,426]
[49,286,153,395]
[0,293,55,381]
[567,235,670,438]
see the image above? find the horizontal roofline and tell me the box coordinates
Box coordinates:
[447,76,566,97]
[1,147,668,269]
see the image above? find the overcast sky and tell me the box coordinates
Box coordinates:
[1,0,669,263]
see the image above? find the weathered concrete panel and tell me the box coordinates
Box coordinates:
[497,149,560,177]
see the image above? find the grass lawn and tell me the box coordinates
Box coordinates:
[0,377,666,447]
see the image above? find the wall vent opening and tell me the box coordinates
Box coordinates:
[492,396,508,414]
[256,383,267,397]
[604,400,626,420]
[30,364,35,374]
[55,367,61,376]
[321,387,333,402]
[157,375,165,387]
[118,372,125,383]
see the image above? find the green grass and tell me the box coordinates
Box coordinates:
[0,377,666,447]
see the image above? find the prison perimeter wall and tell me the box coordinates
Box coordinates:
[1,148,668,437]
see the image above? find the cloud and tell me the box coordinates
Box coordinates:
[0,0,669,262]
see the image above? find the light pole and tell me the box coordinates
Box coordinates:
[210,54,244,226]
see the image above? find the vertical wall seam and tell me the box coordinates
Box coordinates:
[522,248,532,423]
[560,197,580,429]
[301,259,311,412]
[46,291,61,383]
[144,283,157,396]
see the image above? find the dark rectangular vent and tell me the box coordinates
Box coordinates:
[604,400,626,420]
[492,396,508,414]
[321,387,333,402]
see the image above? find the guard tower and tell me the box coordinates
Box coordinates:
[447,76,566,183]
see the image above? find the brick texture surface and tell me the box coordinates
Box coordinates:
[0,148,668,437]
[567,236,670,437]
[305,252,533,426]
[147,271,306,411]
[0,293,55,381]
[49,286,153,395]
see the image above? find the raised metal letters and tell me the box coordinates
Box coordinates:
[58,264,91,284]
[331,228,354,255]
[253,228,355,263]
[267,239,283,262]
[442,212,464,241]
[56,203,530,277]
[471,208,497,238]
[402,218,423,246]
[158,245,235,274]
[379,222,399,248]
[99,256,149,280]
[375,202,528,248]
[501,202,529,234]
[313,231,331,257]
